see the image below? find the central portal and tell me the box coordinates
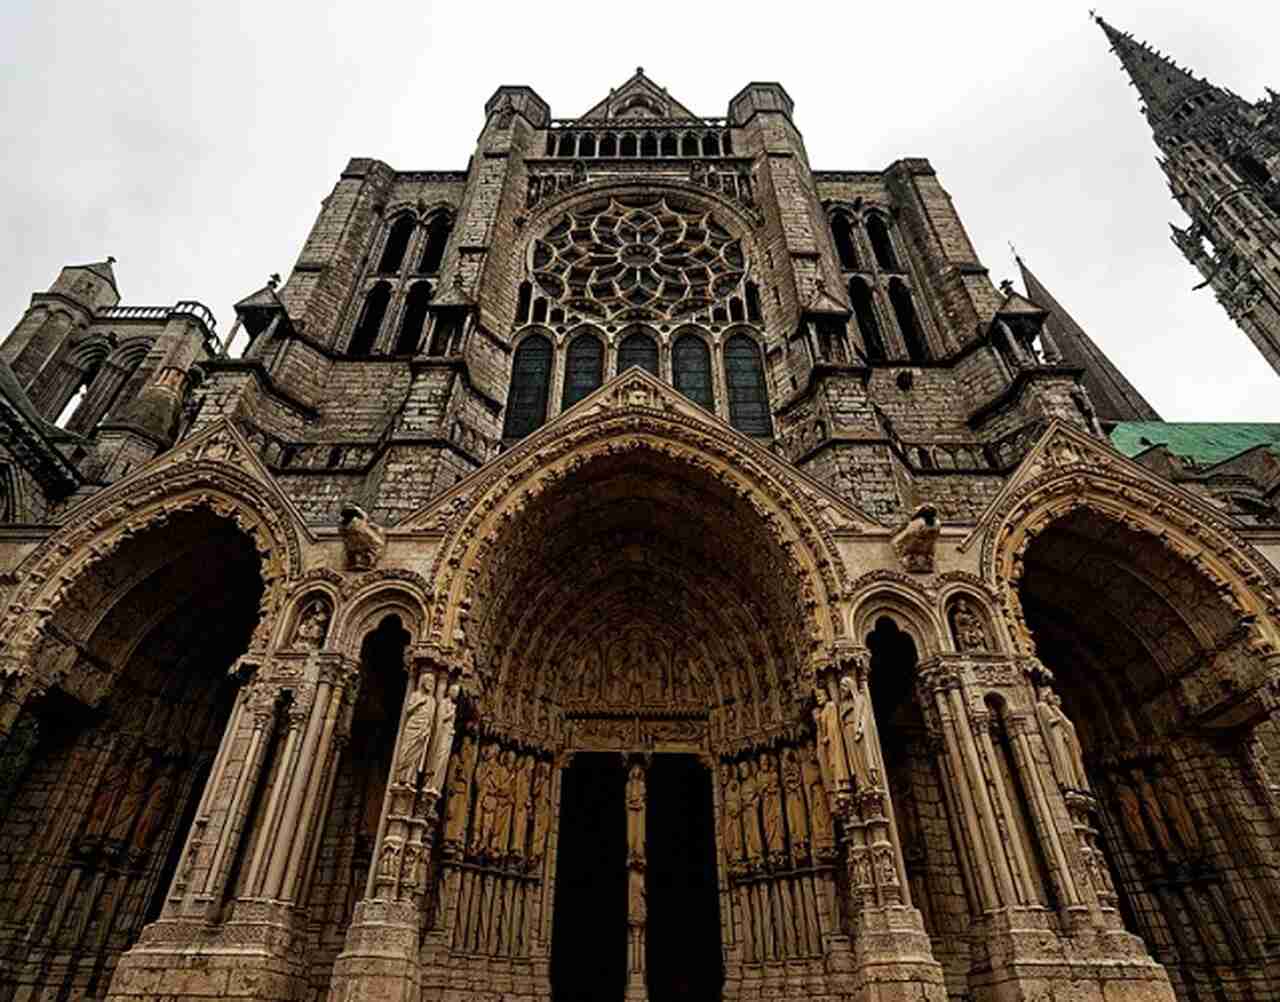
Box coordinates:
[550,752,723,1002]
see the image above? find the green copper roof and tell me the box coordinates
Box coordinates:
[1110,422,1280,467]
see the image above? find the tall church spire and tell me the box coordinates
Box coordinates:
[1016,255,1160,423]
[1096,15,1280,381]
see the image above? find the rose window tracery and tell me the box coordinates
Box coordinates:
[529,196,746,321]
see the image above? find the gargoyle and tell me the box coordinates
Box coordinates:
[340,502,386,570]
[892,503,940,574]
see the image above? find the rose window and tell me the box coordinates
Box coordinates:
[529,196,746,320]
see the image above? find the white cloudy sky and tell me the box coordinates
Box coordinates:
[1,1,1275,420]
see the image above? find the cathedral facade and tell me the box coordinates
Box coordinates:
[2,23,1280,1002]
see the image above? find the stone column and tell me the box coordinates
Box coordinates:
[813,646,946,1002]
[329,647,464,1002]
[624,754,649,1002]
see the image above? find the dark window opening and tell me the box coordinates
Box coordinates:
[350,282,391,356]
[889,279,928,362]
[832,213,859,271]
[681,134,699,157]
[618,331,659,376]
[599,134,617,157]
[866,214,899,272]
[816,318,849,364]
[744,281,762,322]
[849,278,886,362]
[557,134,575,157]
[395,282,432,355]
[580,133,596,157]
[562,333,605,409]
[517,281,533,324]
[532,298,549,324]
[673,334,713,410]
[729,297,745,323]
[429,311,464,357]
[621,134,637,157]
[378,216,416,275]
[641,133,658,157]
[418,214,451,274]
[502,334,553,439]
[701,133,720,157]
[724,334,772,436]
[660,133,677,156]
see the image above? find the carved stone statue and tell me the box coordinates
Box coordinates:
[628,868,647,926]
[489,749,518,856]
[839,674,875,793]
[721,764,745,865]
[782,748,808,856]
[395,673,437,787]
[443,735,475,846]
[758,755,785,862]
[292,597,332,650]
[892,503,940,574]
[950,598,988,652]
[131,762,177,851]
[340,503,386,570]
[529,760,551,861]
[470,742,499,854]
[626,761,647,862]
[105,758,153,843]
[1156,774,1201,856]
[813,686,850,796]
[509,753,534,859]
[1136,776,1175,856]
[739,760,764,866]
[424,681,460,793]
[802,744,834,848]
[1114,782,1153,853]
[85,756,133,838]
[1036,690,1089,791]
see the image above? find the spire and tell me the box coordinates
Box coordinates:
[1017,254,1161,423]
[1094,14,1212,133]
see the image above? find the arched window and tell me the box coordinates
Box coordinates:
[815,318,848,364]
[502,334,553,439]
[418,213,451,274]
[557,133,575,157]
[729,298,745,323]
[599,134,617,157]
[744,282,762,323]
[378,216,415,275]
[517,281,533,324]
[721,132,733,155]
[617,331,658,376]
[580,133,597,157]
[832,213,859,271]
[681,133,699,157]
[673,334,713,410]
[849,278,886,362]
[660,133,677,156]
[429,311,463,356]
[724,334,772,436]
[866,214,899,272]
[395,282,432,355]
[640,133,658,158]
[562,333,605,409]
[702,133,720,157]
[620,134,637,157]
[350,282,391,355]
[889,279,928,362]
[532,297,548,324]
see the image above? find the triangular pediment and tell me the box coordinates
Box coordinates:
[960,419,1228,553]
[579,68,702,121]
[397,366,881,533]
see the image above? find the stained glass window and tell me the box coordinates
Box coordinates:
[617,331,659,376]
[673,334,713,410]
[502,334,553,439]
[724,335,772,437]
[562,333,604,410]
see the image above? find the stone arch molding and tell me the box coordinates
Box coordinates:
[401,368,875,692]
[976,422,1280,662]
[0,420,308,689]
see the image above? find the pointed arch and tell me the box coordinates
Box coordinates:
[672,332,713,410]
[617,328,659,376]
[502,333,553,440]
[866,213,899,272]
[378,215,416,274]
[418,212,452,274]
[395,281,433,355]
[724,334,772,437]
[888,279,928,362]
[831,212,859,271]
[562,331,605,409]
[350,282,391,356]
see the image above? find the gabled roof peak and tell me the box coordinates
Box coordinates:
[578,68,702,121]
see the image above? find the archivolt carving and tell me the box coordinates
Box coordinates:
[0,460,303,684]
[985,463,1280,660]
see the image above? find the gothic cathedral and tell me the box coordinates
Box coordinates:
[2,18,1280,1002]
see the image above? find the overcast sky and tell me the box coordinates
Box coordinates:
[1,1,1275,421]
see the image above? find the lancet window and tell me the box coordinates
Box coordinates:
[866,213,899,273]
[849,278,886,362]
[724,334,772,437]
[562,332,605,409]
[395,281,432,355]
[672,333,713,410]
[418,213,452,274]
[831,213,859,271]
[502,334,554,439]
[618,330,659,376]
[378,215,416,275]
[350,282,391,355]
[888,279,929,362]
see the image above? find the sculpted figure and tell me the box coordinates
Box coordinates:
[782,748,808,856]
[424,681,460,793]
[949,598,988,652]
[131,762,177,851]
[443,735,476,846]
[1036,690,1089,791]
[758,755,785,862]
[1114,782,1153,853]
[813,686,850,796]
[739,760,764,865]
[510,753,534,859]
[339,502,386,570]
[85,757,133,837]
[105,759,153,843]
[529,760,551,860]
[489,749,518,856]
[721,764,745,865]
[395,673,437,787]
[628,869,647,925]
[1156,775,1201,855]
[892,503,940,574]
[839,674,875,793]
[470,743,500,854]
[626,762,647,861]
[292,597,332,650]
[802,744,834,848]
[1136,776,1175,856]
[379,841,399,877]
[686,657,709,700]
